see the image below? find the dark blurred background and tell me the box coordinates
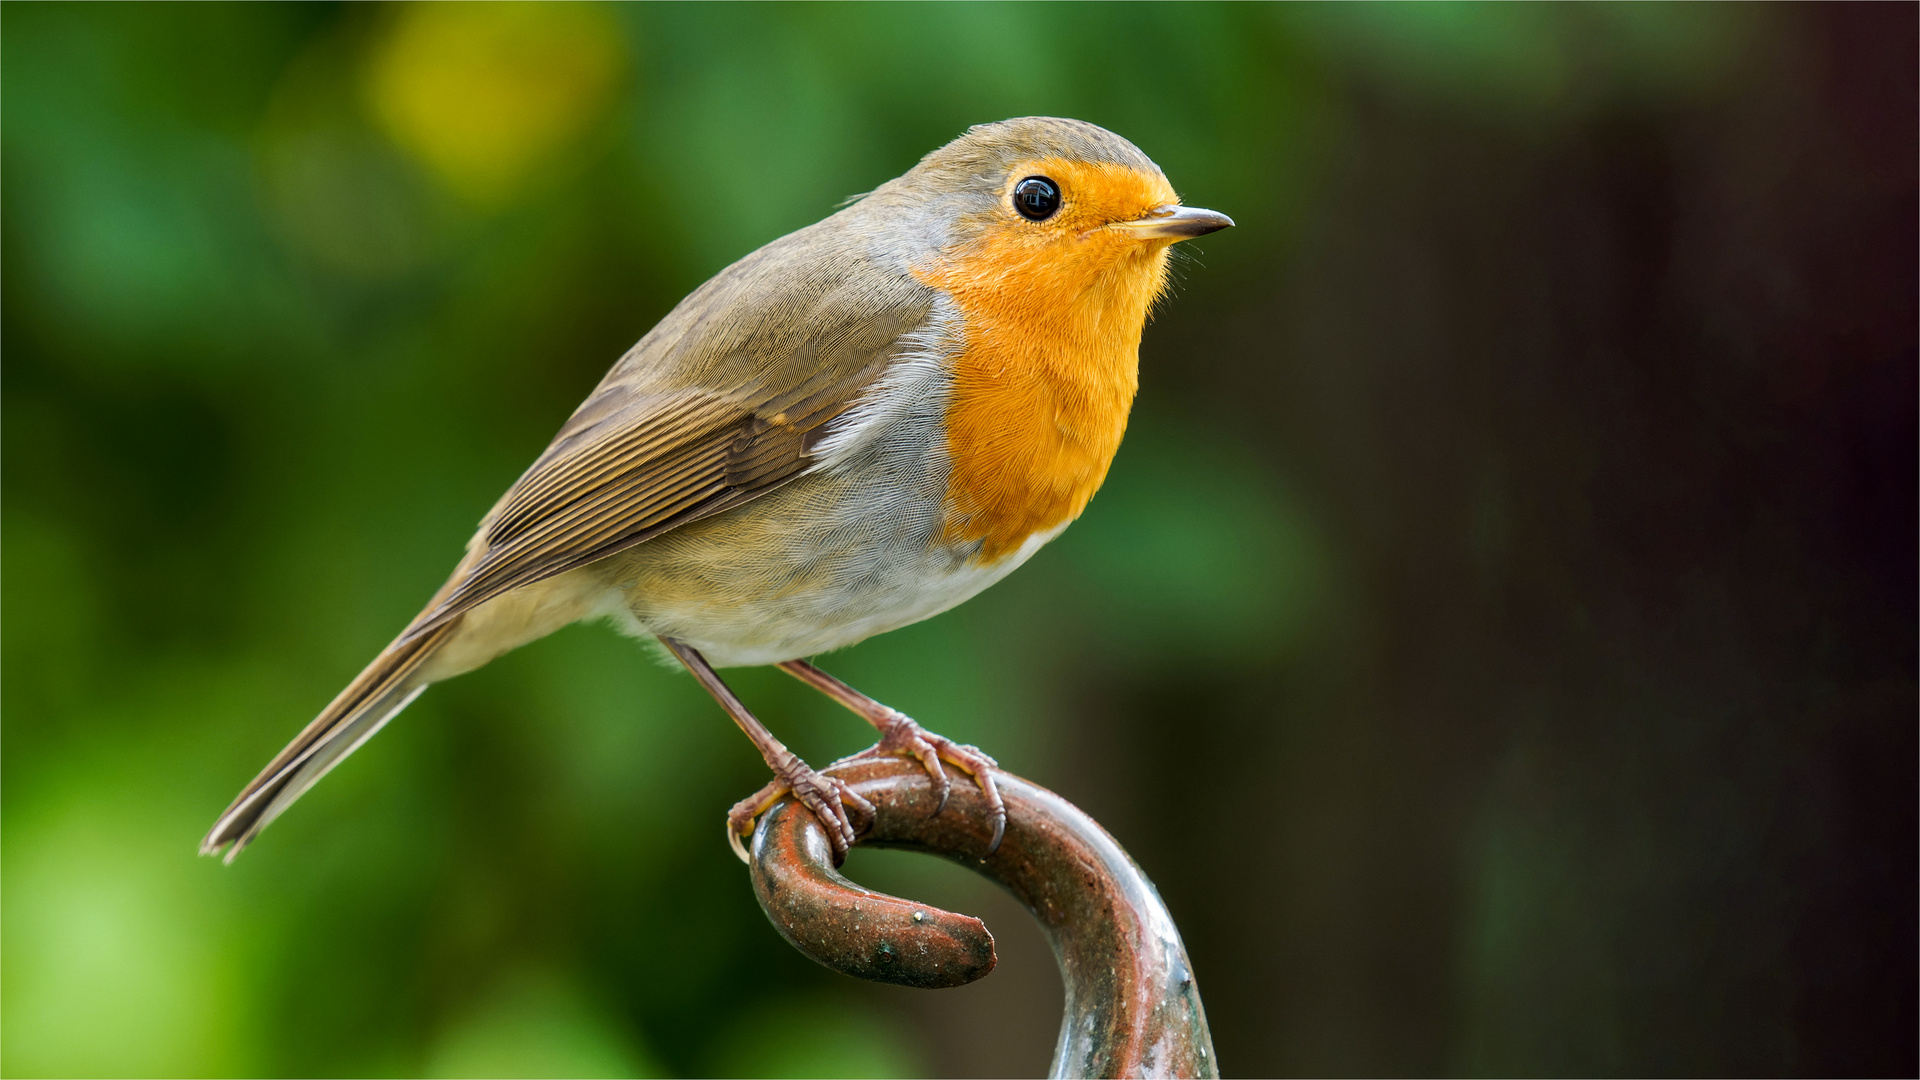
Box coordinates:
[3,3,1913,1077]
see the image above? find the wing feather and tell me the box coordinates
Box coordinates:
[406,271,935,637]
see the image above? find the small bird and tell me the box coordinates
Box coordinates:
[203,117,1231,864]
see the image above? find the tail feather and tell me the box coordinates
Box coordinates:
[202,619,458,861]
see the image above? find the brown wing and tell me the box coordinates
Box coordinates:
[407,223,938,637]
[408,388,829,634]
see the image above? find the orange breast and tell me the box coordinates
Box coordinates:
[915,162,1176,562]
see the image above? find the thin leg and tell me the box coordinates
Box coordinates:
[661,638,873,864]
[777,658,1007,854]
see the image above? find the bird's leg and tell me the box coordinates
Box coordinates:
[777,659,1006,854]
[660,639,874,865]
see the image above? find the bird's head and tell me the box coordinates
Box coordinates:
[864,117,1232,328]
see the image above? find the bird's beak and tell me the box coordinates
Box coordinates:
[1109,204,1235,241]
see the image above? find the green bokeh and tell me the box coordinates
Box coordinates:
[6,4,1910,1078]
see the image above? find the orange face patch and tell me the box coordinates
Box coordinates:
[916,159,1181,562]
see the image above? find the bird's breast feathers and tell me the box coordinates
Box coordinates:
[811,224,1169,573]
[915,181,1173,562]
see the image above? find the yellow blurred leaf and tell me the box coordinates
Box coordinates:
[365,1,624,206]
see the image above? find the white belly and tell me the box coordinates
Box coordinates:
[600,476,1055,667]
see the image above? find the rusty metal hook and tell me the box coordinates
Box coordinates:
[748,756,1218,1079]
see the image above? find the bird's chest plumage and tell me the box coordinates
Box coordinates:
[935,313,1138,562]
[919,221,1160,561]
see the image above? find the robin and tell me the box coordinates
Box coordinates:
[202,117,1232,865]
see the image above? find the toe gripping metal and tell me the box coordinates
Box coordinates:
[746,756,1219,1080]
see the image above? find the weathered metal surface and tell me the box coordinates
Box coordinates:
[748,756,1219,1079]
[748,785,996,989]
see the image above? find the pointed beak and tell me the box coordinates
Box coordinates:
[1110,204,1235,241]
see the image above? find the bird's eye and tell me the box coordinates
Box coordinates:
[1012,176,1061,221]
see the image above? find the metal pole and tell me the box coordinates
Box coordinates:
[748,756,1218,1079]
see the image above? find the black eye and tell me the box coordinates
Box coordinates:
[1012,176,1061,221]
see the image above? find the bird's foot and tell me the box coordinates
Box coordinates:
[727,754,874,866]
[836,711,1006,854]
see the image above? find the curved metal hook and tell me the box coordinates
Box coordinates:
[748,756,1218,1079]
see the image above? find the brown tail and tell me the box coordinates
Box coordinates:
[201,618,461,862]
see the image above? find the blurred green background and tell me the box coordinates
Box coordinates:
[4,3,1913,1077]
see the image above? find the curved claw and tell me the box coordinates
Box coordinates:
[747,756,1219,1079]
[727,773,874,866]
[978,767,1007,855]
[834,719,1004,846]
[916,742,953,814]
